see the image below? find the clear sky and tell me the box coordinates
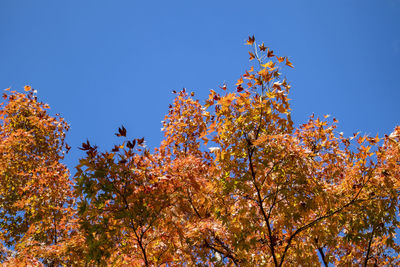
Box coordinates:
[1,0,399,171]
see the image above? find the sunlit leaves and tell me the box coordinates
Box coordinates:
[2,37,400,266]
[0,88,79,265]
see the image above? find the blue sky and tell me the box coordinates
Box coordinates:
[1,0,399,171]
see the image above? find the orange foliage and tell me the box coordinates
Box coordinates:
[0,88,83,265]
[2,37,400,266]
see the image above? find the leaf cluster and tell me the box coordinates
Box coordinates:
[1,38,400,266]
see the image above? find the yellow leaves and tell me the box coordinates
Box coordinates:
[258,68,268,77]
[266,92,276,99]
[207,89,217,103]
[0,87,72,260]
[217,150,227,161]
[367,134,380,145]
[1,40,399,267]
[236,77,244,86]
[261,61,275,70]
[219,93,236,107]
[258,62,277,79]
[357,135,367,144]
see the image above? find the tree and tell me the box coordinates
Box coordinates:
[0,87,83,266]
[1,37,399,266]
[74,36,400,266]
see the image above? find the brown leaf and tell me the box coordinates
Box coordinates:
[249,52,255,60]
[246,35,255,45]
[116,126,127,137]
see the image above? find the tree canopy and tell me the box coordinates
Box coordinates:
[1,37,400,266]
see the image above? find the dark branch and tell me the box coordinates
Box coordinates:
[364,224,376,267]
[317,247,328,267]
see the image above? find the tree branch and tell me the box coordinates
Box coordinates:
[247,146,279,266]
[278,173,371,267]
[364,224,376,267]
[204,239,240,266]
[317,247,328,267]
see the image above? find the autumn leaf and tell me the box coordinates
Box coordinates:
[0,88,76,265]
[79,139,93,151]
[277,56,285,63]
[249,51,255,60]
[3,39,400,267]
[236,77,244,85]
[246,35,255,45]
[137,137,145,145]
[116,125,127,137]
[219,84,227,91]
[111,145,120,152]
[127,139,136,149]
[285,58,294,68]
